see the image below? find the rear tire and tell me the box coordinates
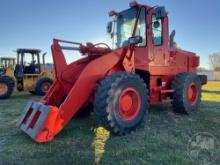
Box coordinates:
[171,72,201,114]
[94,72,149,135]
[0,76,14,99]
[35,77,53,96]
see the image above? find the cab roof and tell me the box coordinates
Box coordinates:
[0,56,16,60]
[16,48,41,54]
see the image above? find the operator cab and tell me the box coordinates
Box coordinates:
[107,6,147,49]
[16,49,41,75]
[107,2,177,50]
[107,2,180,68]
[14,49,46,78]
[107,2,168,49]
[0,57,16,75]
[0,57,16,68]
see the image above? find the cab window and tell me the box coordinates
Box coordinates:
[135,7,146,47]
[114,7,146,48]
[23,54,40,74]
[152,15,162,45]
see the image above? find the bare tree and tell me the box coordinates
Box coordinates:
[209,52,220,71]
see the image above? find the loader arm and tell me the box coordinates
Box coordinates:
[52,51,123,134]
[51,39,74,79]
[17,39,126,142]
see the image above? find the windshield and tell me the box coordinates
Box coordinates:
[113,8,146,49]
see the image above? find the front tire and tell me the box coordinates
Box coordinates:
[94,72,149,135]
[0,76,14,99]
[35,77,53,96]
[171,72,201,114]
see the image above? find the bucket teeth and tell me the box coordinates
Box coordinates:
[16,101,50,139]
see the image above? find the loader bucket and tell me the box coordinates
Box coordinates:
[16,101,59,143]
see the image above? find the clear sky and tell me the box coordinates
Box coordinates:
[0,0,219,68]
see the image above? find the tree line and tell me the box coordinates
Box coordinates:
[209,52,220,71]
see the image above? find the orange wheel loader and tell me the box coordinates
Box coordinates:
[16,2,207,143]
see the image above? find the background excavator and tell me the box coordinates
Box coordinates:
[0,49,54,99]
[17,2,207,143]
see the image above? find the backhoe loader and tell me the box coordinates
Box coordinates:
[0,49,54,99]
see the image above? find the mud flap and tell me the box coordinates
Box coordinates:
[16,101,58,142]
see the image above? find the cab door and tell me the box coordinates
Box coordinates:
[151,14,165,66]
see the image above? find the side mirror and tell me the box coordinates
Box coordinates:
[153,21,160,29]
[154,6,167,20]
[107,21,113,34]
[129,36,143,45]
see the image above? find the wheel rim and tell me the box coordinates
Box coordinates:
[187,83,198,105]
[0,83,8,95]
[118,87,141,121]
[41,82,50,92]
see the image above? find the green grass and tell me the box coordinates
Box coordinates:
[0,82,220,165]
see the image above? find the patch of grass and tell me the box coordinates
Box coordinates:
[0,82,220,165]
[202,81,220,91]
[202,81,220,102]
